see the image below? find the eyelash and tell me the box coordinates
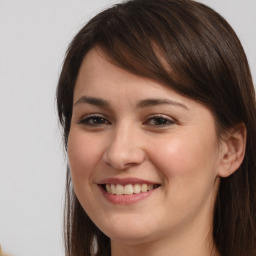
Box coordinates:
[78,114,176,128]
[144,114,176,127]
[78,114,111,126]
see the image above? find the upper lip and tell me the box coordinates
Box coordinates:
[98,177,160,185]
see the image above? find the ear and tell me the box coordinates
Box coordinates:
[217,123,247,178]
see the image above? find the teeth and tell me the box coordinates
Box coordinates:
[141,184,147,192]
[111,184,116,194]
[116,184,124,195]
[123,184,133,195]
[106,184,111,193]
[133,184,141,194]
[105,183,157,195]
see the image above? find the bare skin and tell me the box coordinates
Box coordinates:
[68,47,246,256]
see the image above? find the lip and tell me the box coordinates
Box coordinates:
[97,177,161,205]
[98,177,159,185]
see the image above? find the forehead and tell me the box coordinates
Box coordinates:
[74,47,183,103]
[74,48,217,122]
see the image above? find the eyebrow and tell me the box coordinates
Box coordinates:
[74,96,110,107]
[136,98,189,110]
[74,96,189,110]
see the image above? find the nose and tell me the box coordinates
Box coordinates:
[103,125,145,170]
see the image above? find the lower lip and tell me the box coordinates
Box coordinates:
[99,185,156,205]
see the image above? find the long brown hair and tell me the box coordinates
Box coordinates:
[56,0,256,255]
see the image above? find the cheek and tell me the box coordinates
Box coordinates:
[148,128,219,186]
[147,130,220,221]
[67,129,104,181]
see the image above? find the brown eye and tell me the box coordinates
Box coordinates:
[79,115,110,126]
[145,116,175,127]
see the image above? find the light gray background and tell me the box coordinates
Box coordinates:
[0,1,255,255]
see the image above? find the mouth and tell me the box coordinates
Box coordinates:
[102,183,160,195]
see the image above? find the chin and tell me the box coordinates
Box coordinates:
[98,219,159,245]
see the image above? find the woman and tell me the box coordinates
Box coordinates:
[56,0,256,255]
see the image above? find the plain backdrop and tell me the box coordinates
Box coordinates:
[0,0,255,255]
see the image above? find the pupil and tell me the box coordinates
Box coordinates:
[155,118,166,125]
[94,117,104,123]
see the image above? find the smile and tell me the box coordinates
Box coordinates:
[104,183,160,195]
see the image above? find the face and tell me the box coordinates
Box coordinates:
[68,48,222,245]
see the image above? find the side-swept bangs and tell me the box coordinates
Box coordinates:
[56,1,256,255]
[57,0,254,141]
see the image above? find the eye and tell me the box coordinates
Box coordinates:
[144,115,176,127]
[78,114,110,126]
